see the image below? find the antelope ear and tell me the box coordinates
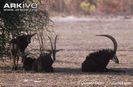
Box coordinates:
[30,33,36,37]
[55,49,64,52]
[46,49,52,53]
[45,49,63,53]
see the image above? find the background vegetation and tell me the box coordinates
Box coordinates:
[45,0,133,16]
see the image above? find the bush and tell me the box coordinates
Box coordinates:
[80,2,96,14]
[0,0,51,58]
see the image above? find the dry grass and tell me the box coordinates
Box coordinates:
[0,16,133,87]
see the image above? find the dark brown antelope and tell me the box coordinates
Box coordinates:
[32,35,58,72]
[82,34,119,72]
[23,35,58,72]
[9,34,35,70]
[23,55,36,71]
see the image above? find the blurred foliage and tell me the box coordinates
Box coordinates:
[80,2,96,14]
[80,2,90,12]
[46,0,133,15]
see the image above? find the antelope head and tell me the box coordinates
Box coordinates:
[26,33,36,44]
[96,34,119,64]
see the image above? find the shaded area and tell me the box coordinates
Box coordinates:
[55,67,128,75]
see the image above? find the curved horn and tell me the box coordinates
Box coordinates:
[48,35,58,61]
[53,35,58,61]
[96,34,117,54]
[48,36,54,54]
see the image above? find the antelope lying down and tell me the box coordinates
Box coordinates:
[23,35,58,72]
[82,35,120,72]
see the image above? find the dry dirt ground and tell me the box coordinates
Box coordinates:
[0,16,133,87]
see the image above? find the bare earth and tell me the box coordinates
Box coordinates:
[0,16,133,87]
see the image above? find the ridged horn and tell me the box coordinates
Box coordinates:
[96,34,117,55]
[48,35,58,61]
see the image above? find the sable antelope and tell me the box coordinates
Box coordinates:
[32,35,58,72]
[9,34,35,70]
[82,34,119,72]
[23,55,36,71]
